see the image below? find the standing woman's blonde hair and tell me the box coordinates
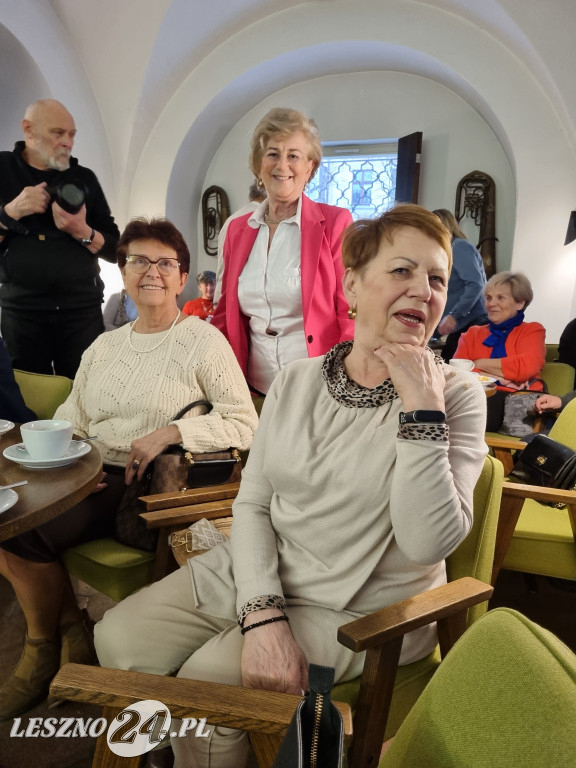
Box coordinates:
[249,107,322,182]
[432,209,467,240]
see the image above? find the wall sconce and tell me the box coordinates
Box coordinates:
[455,170,498,277]
[202,186,230,256]
[565,211,576,245]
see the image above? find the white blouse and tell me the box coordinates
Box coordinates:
[237,198,308,394]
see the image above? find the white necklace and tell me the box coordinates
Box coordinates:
[128,309,181,353]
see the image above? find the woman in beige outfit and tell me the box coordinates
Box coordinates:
[95,205,487,767]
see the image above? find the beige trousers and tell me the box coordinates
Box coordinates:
[95,565,364,768]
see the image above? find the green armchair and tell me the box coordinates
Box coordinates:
[380,607,576,767]
[488,398,576,582]
[50,456,503,768]
[13,369,72,420]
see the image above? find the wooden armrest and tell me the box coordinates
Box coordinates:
[139,482,240,512]
[337,577,493,652]
[485,436,527,451]
[140,499,235,529]
[50,664,352,737]
[485,436,527,475]
[502,481,576,506]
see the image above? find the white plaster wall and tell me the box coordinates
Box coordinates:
[0,27,49,142]
[153,1,576,339]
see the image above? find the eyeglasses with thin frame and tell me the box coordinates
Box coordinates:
[125,254,181,275]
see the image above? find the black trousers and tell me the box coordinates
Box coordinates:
[1,304,104,379]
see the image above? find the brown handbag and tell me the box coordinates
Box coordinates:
[114,400,241,551]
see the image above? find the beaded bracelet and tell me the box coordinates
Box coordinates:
[240,614,289,635]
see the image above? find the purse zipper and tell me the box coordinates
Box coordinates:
[310,693,323,768]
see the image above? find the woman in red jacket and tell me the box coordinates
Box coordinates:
[454,270,545,429]
[212,107,353,397]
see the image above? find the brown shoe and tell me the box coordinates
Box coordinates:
[0,636,61,720]
[60,609,97,666]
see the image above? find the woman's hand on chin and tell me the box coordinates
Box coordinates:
[375,343,446,411]
[125,424,182,485]
[241,610,308,695]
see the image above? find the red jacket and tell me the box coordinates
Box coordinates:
[212,195,354,377]
[455,321,546,389]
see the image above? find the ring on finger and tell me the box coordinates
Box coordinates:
[132,459,140,470]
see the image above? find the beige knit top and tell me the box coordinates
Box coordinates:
[55,316,258,466]
[188,352,487,664]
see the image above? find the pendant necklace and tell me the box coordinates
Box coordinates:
[264,207,292,225]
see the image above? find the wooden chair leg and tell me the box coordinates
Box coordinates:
[347,637,403,768]
[250,732,288,768]
[492,491,525,584]
[436,607,468,656]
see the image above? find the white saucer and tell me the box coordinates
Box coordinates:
[0,420,15,435]
[0,488,18,513]
[2,441,91,469]
[472,373,499,389]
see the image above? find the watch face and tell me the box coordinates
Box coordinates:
[416,411,445,422]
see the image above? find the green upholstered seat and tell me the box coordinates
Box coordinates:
[332,454,503,739]
[13,369,73,419]
[379,608,576,768]
[545,342,559,362]
[541,361,575,396]
[61,538,155,603]
[504,501,576,579]
[502,397,576,581]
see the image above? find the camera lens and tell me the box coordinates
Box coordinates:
[55,182,86,214]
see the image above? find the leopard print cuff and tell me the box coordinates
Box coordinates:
[237,595,287,627]
[398,422,448,441]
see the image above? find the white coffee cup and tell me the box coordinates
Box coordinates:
[20,419,74,460]
[449,358,475,372]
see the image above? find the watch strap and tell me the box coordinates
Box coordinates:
[79,228,95,245]
[399,410,446,425]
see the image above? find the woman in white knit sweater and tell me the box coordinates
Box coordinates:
[95,205,487,767]
[0,218,258,721]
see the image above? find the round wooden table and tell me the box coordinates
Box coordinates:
[0,425,102,543]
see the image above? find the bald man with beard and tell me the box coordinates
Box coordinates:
[0,99,119,377]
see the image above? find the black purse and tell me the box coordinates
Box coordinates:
[114,400,241,551]
[272,664,344,768]
[508,433,576,508]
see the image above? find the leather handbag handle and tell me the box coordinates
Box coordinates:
[172,399,213,421]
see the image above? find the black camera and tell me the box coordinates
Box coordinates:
[48,178,88,214]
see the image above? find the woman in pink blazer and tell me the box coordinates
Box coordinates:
[212,107,353,395]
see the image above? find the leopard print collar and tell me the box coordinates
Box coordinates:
[322,341,398,408]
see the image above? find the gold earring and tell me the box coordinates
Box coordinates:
[348,306,357,320]
[257,178,265,190]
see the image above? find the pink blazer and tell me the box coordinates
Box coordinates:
[212,195,354,378]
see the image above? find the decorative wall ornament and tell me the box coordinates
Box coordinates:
[201,185,230,256]
[455,170,498,277]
